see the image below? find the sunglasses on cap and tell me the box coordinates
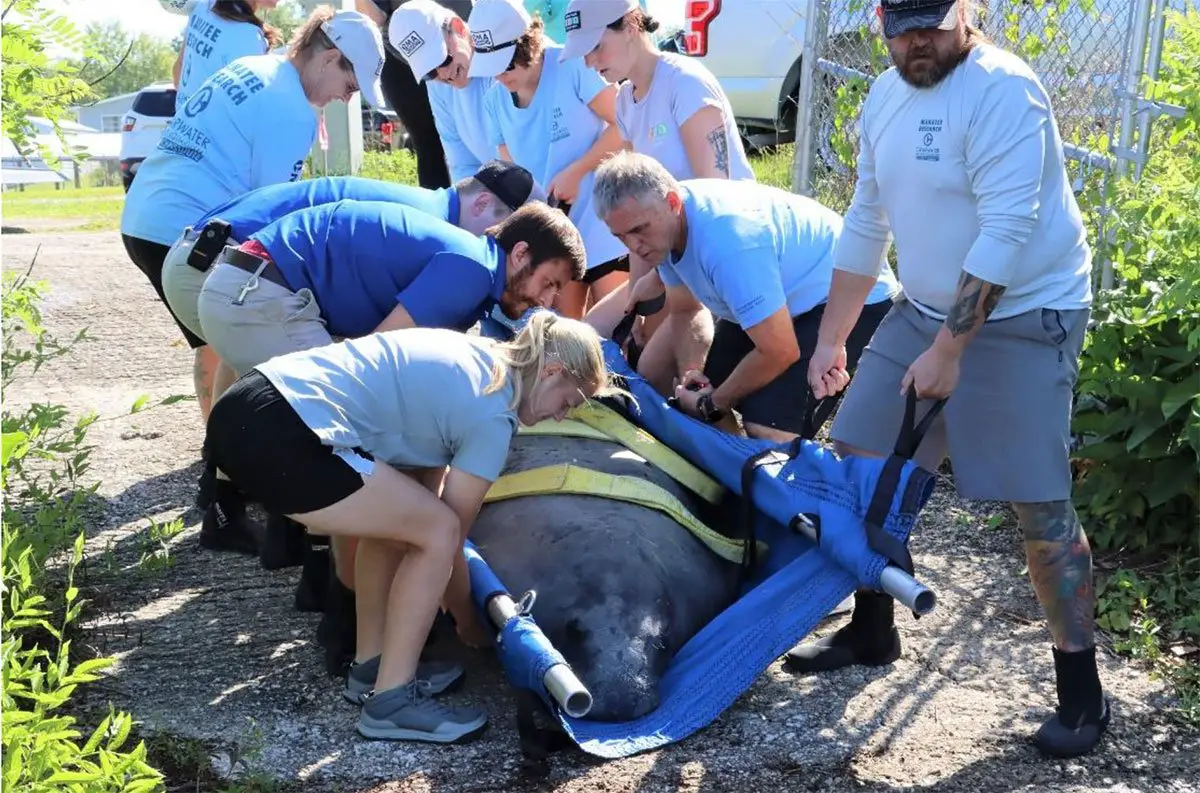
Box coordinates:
[424,52,454,81]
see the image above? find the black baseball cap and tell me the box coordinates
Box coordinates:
[472,160,549,211]
[880,0,959,39]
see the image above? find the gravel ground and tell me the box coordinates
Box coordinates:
[4,231,1197,793]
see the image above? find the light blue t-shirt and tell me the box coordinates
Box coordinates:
[428,77,497,183]
[484,41,626,268]
[194,176,458,241]
[255,328,519,482]
[658,180,899,328]
[121,54,317,246]
[176,0,269,111]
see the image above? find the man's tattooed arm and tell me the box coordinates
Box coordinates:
[705,126,730,178]
[935,270,1007,353]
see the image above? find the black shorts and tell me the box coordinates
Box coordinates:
[204,370,368,515]
[583,255,631,285]
[121,233,206,349]
[703,298,893,437]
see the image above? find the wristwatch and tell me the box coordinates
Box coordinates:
[697,393,726,423]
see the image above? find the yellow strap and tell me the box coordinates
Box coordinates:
[519,401,725,505]
[518,418,614,445]
[484,463,764,565]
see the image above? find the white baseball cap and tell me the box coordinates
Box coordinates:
[321,10,386,108]
[467,0,533,78]
[558,0,639,62]
[389,0,460,81]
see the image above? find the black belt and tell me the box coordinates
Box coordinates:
[221,245,291,290]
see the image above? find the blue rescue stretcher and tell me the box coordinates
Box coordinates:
[471,310,942,760]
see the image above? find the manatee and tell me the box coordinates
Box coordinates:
[468,433,741,722]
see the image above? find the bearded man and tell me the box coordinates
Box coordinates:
[782,0,1107,759]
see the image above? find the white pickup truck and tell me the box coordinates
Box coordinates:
[676,0,810,149]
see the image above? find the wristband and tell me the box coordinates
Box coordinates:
[697,393,726,423]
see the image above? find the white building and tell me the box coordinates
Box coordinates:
[73,91,139,133]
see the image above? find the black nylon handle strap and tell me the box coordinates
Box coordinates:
[863,389,949,576]
[611,292,667,350]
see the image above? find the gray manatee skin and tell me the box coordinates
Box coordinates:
[468,434,740,722]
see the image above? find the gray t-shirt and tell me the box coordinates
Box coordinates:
[255,328,519,482]
[615,52,755,182]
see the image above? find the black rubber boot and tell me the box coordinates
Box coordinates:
[316,562,356,678]
[783,590,901,673]
[259,513,307,571]
[293,539,330,613]
[198,479,262,555]
[1034,646,1111,758]
[196,457,216,511]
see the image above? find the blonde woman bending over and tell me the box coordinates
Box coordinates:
[202,313,618,743]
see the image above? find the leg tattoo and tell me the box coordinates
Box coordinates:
[193,346,218,421]
[1015,500,1096,652]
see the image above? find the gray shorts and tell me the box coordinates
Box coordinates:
[196,260,332,375]
[160,229,209,343]
[829,295,1089,503]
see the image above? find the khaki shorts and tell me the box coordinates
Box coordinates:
[829,295,1089,503]
[196,260,332,375]
[160,229,209,342]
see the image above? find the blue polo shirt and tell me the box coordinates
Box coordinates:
[195,176,458,241]
[252,200,504,338]
[658,180,899,328]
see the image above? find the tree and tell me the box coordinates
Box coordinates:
[262,0,306,47]
[0,0,94,160]
[74,21,176,100]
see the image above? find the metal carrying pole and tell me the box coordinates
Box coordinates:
[481,589,594,719]
[790,512,937,616]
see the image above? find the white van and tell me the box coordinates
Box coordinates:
[118,83,177,192]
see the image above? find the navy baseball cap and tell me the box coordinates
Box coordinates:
[880,0,959,38]
[473,160,548,210]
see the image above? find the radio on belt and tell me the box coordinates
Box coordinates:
[187,218,233,272]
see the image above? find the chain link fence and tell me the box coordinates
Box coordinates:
[789,0,1186,287]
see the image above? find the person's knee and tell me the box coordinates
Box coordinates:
[424,511,461,562]
[1013,500,1088,545]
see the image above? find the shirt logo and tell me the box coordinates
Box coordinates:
[472,30,494,48]
[398,30,425,57]
[564,10,581,32]
[183,85,213,118]
[916,117,942,162]
[647,122,669,142]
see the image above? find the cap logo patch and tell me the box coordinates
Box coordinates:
[564,10,581,32]
[398,30,425,57]
[472,29,495,48]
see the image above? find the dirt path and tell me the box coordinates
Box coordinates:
[4,231,1196,793]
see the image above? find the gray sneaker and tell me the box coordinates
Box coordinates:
[357,680,488,743]
[343,656,464,704]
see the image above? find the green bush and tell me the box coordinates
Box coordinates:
[2,270,165,793]
[1070,8,1200,557]
[359,149,419,185]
